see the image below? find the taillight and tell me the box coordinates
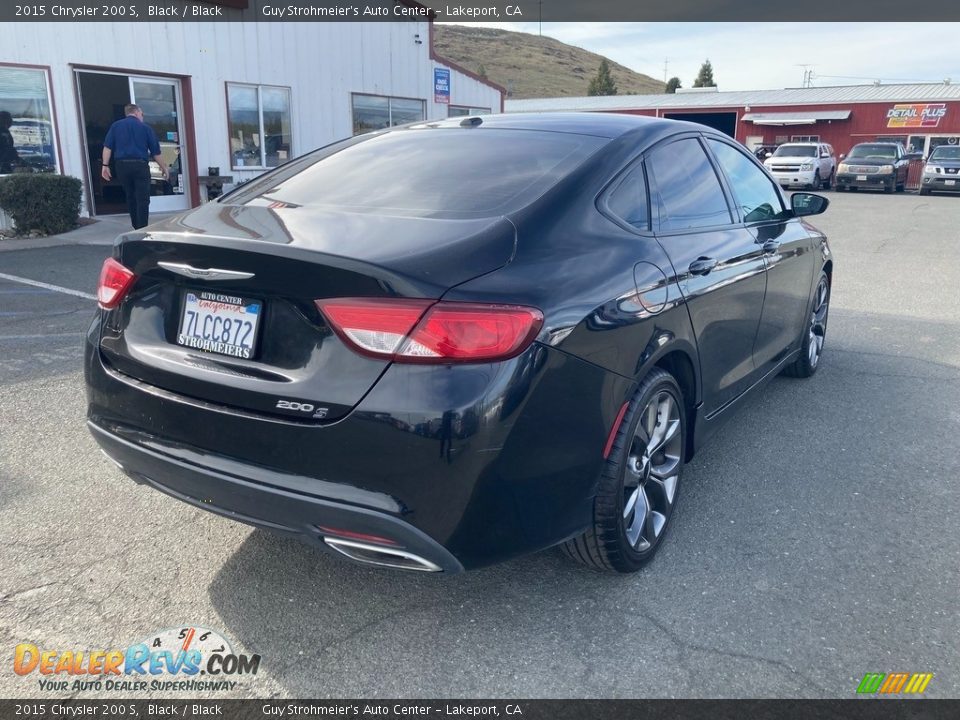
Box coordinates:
[97,258,136,309]
[316,298,543,363]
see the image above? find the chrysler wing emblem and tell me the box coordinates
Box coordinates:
[158,262,255,281]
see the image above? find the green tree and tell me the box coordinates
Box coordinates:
[665,77,682,93]
[477,64,488,80]
[587,59,618,96]
[693,60,716,88]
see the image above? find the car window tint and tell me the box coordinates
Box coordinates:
[707,139,786,224]
[227,129,607,218]
[647,138,731,232]
[606,162,649,230]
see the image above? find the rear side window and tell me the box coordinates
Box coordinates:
[227,129,607,218]
[647,138,732,232]
[605,162,649,230]
[707,139,785,224]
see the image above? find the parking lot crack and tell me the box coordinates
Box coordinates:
[624,602,830,695]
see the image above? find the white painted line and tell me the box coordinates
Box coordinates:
[0,272,96,301]
[0,333,85,341]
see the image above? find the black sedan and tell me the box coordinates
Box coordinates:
[85,113,833,574]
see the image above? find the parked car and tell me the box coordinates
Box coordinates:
[835,142,910,193]
[763,142,836,190]
[919,144,960,195]
[85,113,833,574]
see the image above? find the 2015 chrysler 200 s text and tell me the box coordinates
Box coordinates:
[85,113,833,574]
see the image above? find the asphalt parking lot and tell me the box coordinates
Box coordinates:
[1,192,958,699]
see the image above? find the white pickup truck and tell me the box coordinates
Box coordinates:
[763,142,836,190]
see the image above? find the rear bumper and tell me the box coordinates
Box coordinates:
[89,420,463,573]
[85,317,633,571]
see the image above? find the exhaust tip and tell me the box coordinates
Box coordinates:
[99,448,124,471]
[323,537,442,572]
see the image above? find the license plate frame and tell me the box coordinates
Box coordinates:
[176,289,263,360]
[856,175,868,181]
[946,179,956,186]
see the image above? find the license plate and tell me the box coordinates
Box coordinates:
[177,290,261,359]
[857,175,867,181]
[946,180,956,186]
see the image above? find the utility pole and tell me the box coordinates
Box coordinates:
[796,64,815,88]
[538,0,543,36]
[663,58,669,84]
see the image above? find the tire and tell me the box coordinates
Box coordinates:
[896,180,905,193]
[784,270,830,379]
[919,187,931,196]
[835,185,845,192]
[884,182,894,194]
[562,368,685,573]
[812,171,822,190]
[823,170,834,190]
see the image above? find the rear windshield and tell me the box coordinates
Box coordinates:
[224,128,607,218]
[772,145,817,158]
[930,146,960,161]
[848,144,898,160]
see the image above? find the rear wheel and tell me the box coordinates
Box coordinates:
[784,270,830,378]
[562,368,685,573]
[823,170,834,190]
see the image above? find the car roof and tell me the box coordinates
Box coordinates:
[405,112,707,140]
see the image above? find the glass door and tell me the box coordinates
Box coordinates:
[130,77,189,212]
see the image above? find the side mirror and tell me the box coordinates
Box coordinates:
[791,192,829,218]
[839,153,846,160]
[764,151,772,158]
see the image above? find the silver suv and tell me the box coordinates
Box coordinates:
[763,142,836,190]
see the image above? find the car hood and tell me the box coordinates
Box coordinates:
[926,159,960,169]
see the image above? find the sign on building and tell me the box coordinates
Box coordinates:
[886,103,947,128]
[434,68,450,104]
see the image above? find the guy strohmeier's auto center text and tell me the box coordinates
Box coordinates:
[13,2,522,19]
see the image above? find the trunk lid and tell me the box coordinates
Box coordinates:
[99,203,515,423]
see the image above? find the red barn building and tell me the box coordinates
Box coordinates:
[506,84,960,158]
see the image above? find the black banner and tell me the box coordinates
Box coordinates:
[4,0,960,22]
[3,700,960,720]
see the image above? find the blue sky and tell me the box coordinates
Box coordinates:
[443,22,958,91]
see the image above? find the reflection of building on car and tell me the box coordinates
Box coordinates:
[835,142,911,193]
[920,145,960,194]
[763,142,836,190]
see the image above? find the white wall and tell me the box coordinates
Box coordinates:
[1,21,502,215]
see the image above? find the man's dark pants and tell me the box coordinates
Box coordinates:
[115,159,151,229]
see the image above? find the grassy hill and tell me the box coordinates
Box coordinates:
[433,24,664,99]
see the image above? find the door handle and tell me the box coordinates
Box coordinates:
[688,257,718,276]
[762,240,781,254]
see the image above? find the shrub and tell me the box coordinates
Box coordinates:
[0,173,83,236]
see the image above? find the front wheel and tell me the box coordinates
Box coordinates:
[562,368,685,573]
[784,270,830,378]
[811,171,822,190]
[823,170,834,190]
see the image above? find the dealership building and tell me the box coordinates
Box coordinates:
[0,13,502,223]
[507,84,960,157]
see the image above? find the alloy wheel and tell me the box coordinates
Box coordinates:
[808,276,829,367]
[623,390,682,552]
